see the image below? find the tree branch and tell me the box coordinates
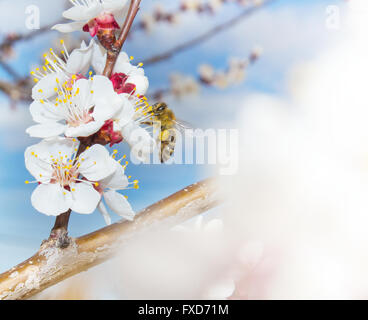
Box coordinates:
[0,79,30,102]
[103,0,141,77]
[46,1,142,244]
[142,0,276,66]
[0,178,221,300]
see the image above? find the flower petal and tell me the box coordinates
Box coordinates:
[72,78,94,108]
[51,21,86,33]
[29,101,66,124]
[127,74,149,95]
[115,96,135,128]
[91,42,106,75]
[31,183,72,216]
[65,120,103,138]
[63,4,103,21]
[78,144,116,181]
[32,72,67,100]
[97,201,112,225]
[25,155,53,183]
[66,40,94,75]
[25,137,77,167]
[99,161,129,190]
[91,75,124,121]
[70,182,101,214]
[102,0,128,12]
[113,52,130,69]
[104,190,135,221]
[26,123,66,138]
[113,52,145,76]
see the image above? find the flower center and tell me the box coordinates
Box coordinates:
[67,108,94,127]
[95,119,123,147]
[83,12,120,37]
[53,77,95,128]
[49,156,78,188]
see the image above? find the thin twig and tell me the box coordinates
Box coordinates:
[0,21,63,55]
[142,0,276,66]
[0,60,21,80]
[0,178,221,300]
[103,0,141,77]
[48,210,72,249]
[0,79,30,101]
[0,21,63,80]
[0,1,272,103]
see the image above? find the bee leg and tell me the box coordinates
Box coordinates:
[140,121,154,126]
[160,142,171,163]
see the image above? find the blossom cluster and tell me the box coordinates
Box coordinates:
[181,0,264,12]
[156,47,262,99]
[199,47,262,89]
[169,73,201,98]
[139,0,265,33]
[24,0,155,224]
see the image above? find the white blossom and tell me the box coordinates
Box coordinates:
[181,0,201,11]
[52,0,128,35]
[26,75,124,139]
[25,137,116,216]
[170,73,200,97]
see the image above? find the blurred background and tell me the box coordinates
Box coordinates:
[0,0,358,299]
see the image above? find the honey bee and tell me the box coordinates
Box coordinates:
[142,102,187,163]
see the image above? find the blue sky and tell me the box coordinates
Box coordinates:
[0,0,347,272]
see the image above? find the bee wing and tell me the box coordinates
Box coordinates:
[174,119,194,132]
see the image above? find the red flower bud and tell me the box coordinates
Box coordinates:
[110,73,136,95]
